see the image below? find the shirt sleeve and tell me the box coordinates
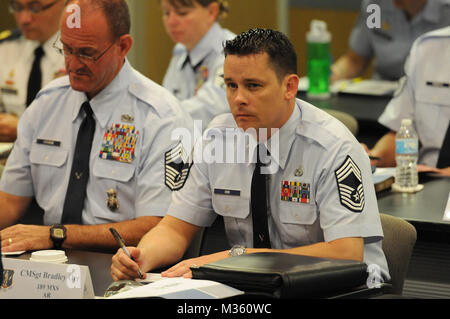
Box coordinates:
[0,99,37,197]
[378,43,417,132]
[167,137,217,227]
[315,139,383,243]
[349,0,374,58]
[134,106,194,218]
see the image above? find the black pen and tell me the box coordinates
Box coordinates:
[109,227,144,279]
[369,156,381,161]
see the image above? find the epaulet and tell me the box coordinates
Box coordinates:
[127,73,181,119]
[0,29,21,43]
[36,75,70,99]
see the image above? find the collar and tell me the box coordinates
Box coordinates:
[413,0,441,24]
[71,59,133,128]
[176,23,224,70]
[247,102,300,171]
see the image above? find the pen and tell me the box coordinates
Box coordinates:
[369,155,381,161]
[109,227,144,279]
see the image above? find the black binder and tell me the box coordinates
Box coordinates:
[191,252,368,298]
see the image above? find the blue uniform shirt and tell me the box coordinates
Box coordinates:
[0,60,194,225]
[350,0,450,80]
[379,26,450,167]
[168,99,390,280]
[163,23,235,128]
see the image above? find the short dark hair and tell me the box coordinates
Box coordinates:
[65,0,130,40]
[223,28,297,80]
[163,0,229,19]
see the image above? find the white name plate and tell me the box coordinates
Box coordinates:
[1,258,94,299]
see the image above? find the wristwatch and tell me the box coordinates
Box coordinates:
[50,225,67,250]
[229,245,246,257]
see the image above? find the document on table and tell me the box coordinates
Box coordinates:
[108,277,244,299]
[334,79,399,96]
[443,192,450,222]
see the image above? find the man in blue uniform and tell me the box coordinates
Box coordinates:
[0,0,193,252]
[111,28,389,282]
[367,26,450,176]
[0,0,66,142]
[331,0,450,82]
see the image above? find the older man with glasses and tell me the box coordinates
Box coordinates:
[0,0,66,142]
[0,0,194,254]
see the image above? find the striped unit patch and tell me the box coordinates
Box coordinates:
[335,156,365,212]
[165,143,191,191]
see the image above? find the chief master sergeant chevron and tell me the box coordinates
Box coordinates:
[0,0,193,253]
[111,28,390,283]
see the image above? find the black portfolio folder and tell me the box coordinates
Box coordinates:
[192,252,368,298]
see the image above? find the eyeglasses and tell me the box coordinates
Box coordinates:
[53,35,116,65]
[9,0,60,14]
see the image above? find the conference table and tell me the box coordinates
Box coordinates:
[377,175,450,234]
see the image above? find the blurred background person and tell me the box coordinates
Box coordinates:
[366,26,450,177]
[0,0,66,142]
[330,0,450,83]
[160,0,235,129]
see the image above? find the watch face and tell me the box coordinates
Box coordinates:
[52,228,65,239]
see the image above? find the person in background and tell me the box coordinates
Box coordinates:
[331,0,450,83]
[0,0,66,142]
[111,28,389,282]
[0,0,193,253]
[366,26,450,177]
[160,0,235,128]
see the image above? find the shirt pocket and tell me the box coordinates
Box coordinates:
[93,160,135,182]
[416,84,450,107]
[211,191,250,219]
[29,144,69,202]
[30,144,68,167]
[278,202,319,246]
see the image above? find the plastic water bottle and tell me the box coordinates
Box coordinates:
[395,119,419,189]
[306,20,331,99]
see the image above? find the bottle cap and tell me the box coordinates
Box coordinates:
[306,20,331,43]
[401,118,412,126]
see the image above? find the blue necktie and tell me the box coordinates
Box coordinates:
[26,46,44,107]
[61,102,96,224]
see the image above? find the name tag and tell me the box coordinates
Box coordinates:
[0,87,18,95]
[36,139,61,147]
[214,189,241,196]
[426,81,449,88]
[1,258,94,299]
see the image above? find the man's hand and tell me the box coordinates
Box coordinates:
[0,113,19,142]
[1,224,53,252]
[111,247,146,281]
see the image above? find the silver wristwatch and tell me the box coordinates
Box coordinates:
[229,245,246,257]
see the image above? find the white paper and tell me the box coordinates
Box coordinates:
[443,192,450,222]
[108,277,243,299]
[334,79,399,96]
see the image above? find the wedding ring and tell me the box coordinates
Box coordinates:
[8,238,12,245]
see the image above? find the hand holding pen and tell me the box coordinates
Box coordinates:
[109,227,144,279]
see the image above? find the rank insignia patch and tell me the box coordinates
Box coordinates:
[281,181,310,203]
[165,142,191,191]
[335,156,365,212]
[99,124,139,163]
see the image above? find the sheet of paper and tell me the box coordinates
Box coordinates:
[136,272,166,283]
[443,192,450,222]
[108,277,243,299]
[336,79,399,96]
[372,167,395,183]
